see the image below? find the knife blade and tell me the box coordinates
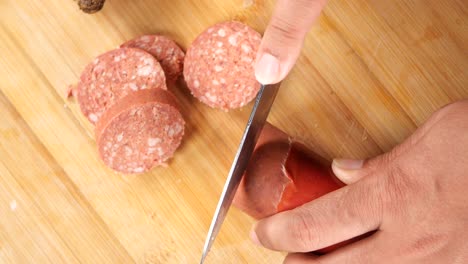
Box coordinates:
[199,82,281,264]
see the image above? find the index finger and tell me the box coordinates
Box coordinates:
[255,0,327,84]
[251,174,384,252]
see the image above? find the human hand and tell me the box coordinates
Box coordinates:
[255,0,327,84]
[250,100,468,263]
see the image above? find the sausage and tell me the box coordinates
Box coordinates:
[183,21,261,110]
[95,89,184,174]
[121,35,185,83]
[233,123,345,218]
[77,48,166,124]
[233,123,363,254]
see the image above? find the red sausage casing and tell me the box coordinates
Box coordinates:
[233,123,345,219]
[233,123,361,254]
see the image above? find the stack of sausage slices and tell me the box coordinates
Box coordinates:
[75,35,186,174]
[74,21,262,174]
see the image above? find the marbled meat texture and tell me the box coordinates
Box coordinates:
[121,35,185,83]
[95,89,184,174]
[184,21,261,110]
[77,48,166,124]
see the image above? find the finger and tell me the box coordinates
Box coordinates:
[316,231,385,264]
[255,0,327,84]
[283,253,318,264]
[331,159,365,184]
[283,233,382,264]
[251,174,384,252]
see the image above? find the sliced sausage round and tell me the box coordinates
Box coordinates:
[95,89,184,174]
[184,21,261,110]
[121,35,185,83]
[77,48,166,124]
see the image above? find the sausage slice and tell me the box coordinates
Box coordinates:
[77,48,166,124]
[95,89,184,174]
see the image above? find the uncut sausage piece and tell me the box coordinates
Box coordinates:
[184,21,261,110]
[121,35,185,83]
[233,123,371,254]
[95,89,184,174]
[77,48,166,124]
[233,123,344,219]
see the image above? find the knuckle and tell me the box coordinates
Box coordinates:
[364,148,402,175]
[339,185,382,230]
[268,17,306,43]
[384,165,407,202]
[289,210,318,252]
[336,187,359,221]
[349,197,366,222]
[381,164,416,218]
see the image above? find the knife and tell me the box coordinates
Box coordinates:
[199,82,281,264]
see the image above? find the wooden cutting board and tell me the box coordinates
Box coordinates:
[0,0,466,263]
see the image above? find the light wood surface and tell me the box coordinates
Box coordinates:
[0,0,466,263]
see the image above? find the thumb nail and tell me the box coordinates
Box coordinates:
[255,53,280,84]
[249,224,261,246]
[332,159,364,170]
[332,159,364,184]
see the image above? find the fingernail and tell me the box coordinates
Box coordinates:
[255,53,280,84]
[249,224,261,246]
[332,159,364,170]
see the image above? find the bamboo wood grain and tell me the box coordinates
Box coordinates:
[0,0,466,263]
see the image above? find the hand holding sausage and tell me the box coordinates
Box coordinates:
[250,100,468,263]
[255,0,327,84]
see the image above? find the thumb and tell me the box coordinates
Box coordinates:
[255,0,327,84]
[332,159,366,184]
[332,153,409,185]
[332,154,401,185]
